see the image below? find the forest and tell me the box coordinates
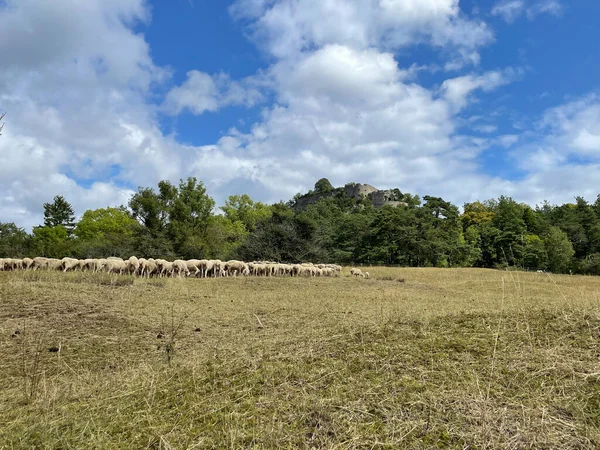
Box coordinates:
[1,177,600,275]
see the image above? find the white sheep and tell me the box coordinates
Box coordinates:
[173,259,190,278]
[350,267,364,277]
[127,256,140,275]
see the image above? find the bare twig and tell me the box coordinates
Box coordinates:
[163,303,200,365]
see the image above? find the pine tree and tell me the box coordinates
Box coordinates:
[43,195,76,232]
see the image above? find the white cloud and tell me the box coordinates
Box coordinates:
[540,94,600,159]
[0,0,164,90]
[526,0,562,19]
[492,0,562,23]
[162,71,264,116]
[491,0,525,23]
[230,0,493,67]
[181,43,522,209]
[497,134,519,147]
[499,94,600,205]
[441,68,519,111]
[473,124,498,133]
[0,0,181,230]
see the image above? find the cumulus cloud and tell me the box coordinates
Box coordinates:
[182,43,520,209]
[501,94,600,205]
[539,94,600,159]
[162,71,264,115]
[230,0,493,67]
[0,0,180,229]
[441,68,519,111]
[0,0,164,90]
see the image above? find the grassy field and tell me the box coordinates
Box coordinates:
[1,267,599,449]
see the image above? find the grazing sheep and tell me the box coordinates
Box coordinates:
[155,259,169,277]
[0,258,13,271]
[61,257,80,272]
[173,260,190,278]
[11,259,24,270]
[280,264,293,276]
[105,259,127,275]
[81,258,96,272]
[322,267,334,277]
[4,256,350,282]
[46,259,62,271]
[137,258,149,276]
[249,262,267,277]
[185,259,200,277]
[364,272,370,279]
[350,267,364,277]
[211,260,225,277]
[162,261,174,278]
[225,260,247,277]
[143,259,158,278]
[127,256,140,275]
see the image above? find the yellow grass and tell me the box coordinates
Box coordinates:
[1,267,599,448]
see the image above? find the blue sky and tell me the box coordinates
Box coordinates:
[1,0,599,229]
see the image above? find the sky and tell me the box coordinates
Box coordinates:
[1,0,599,230]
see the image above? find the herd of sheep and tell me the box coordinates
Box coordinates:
[0,256,362,278]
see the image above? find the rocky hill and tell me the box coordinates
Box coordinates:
[293,182,407,211]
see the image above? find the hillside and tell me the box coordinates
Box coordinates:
[293,180,408,211]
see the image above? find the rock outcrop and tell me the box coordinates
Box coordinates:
[294,183,407,211]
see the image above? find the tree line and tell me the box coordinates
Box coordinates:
[2,177,600,275]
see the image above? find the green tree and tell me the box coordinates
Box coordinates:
[359,206,420,265]
[314,178,334,194]
[477,223,500,268]
[453,226,482,267]
[544,226,575,273]
[43,195,76,232]
[72,207,140,258]
[579,254,600,276]
[129,178,215,258]
[203,215,248,260]
[74,207,139,240]
[32,225,72,258]
[462,201,495,230]
[222,194,272,232]
[491,196,527,266]
[330,212,372,263]
[523,234,548,271]
[237,203,322,263]
[0,222,31,257]
[167,177,215,256]
[522,206,548,236]
[129,187,169,234]
[546,201,590,259]
[418,196,461,267]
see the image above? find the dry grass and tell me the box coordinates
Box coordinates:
[1,267,599,449]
